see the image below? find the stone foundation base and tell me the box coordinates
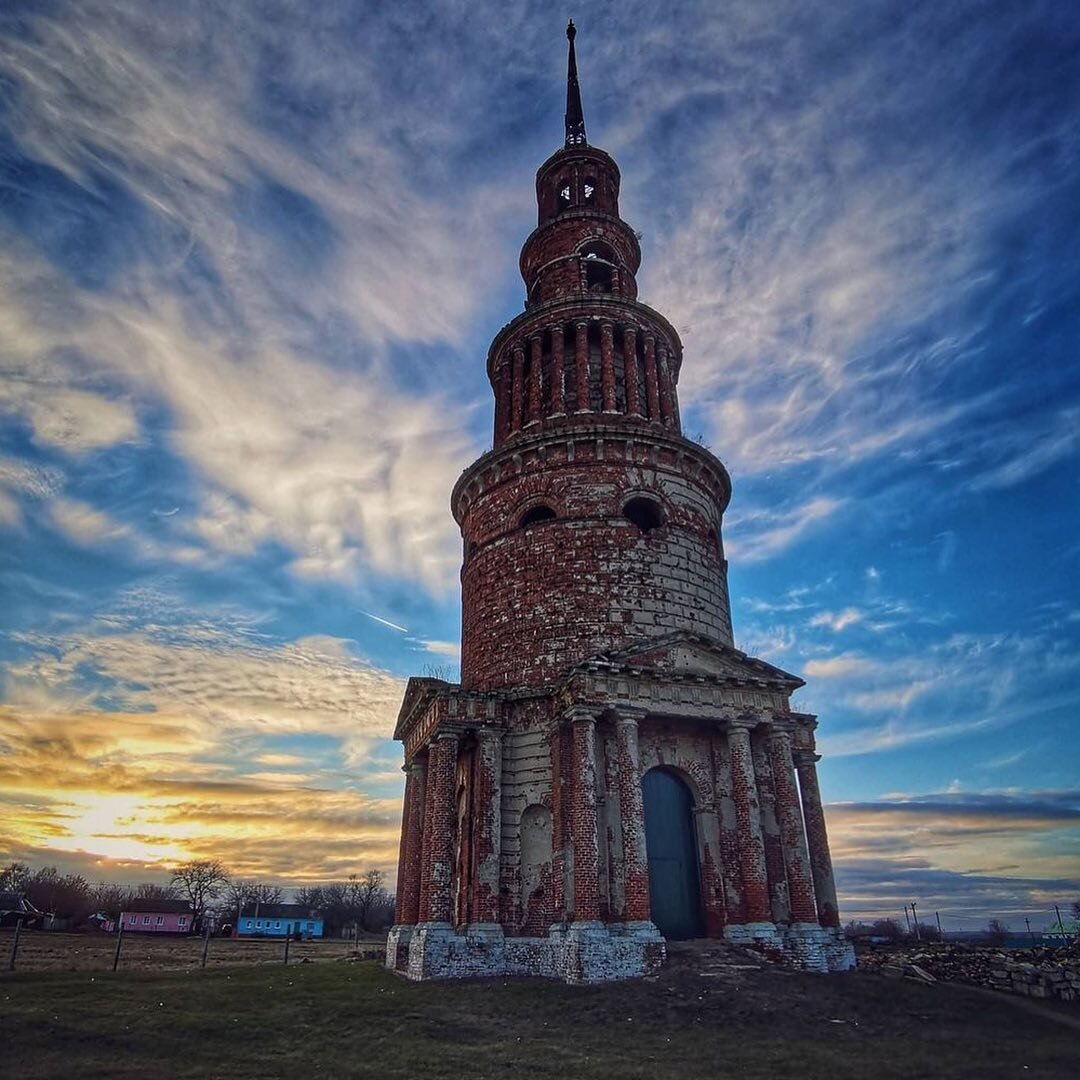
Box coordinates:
[724,921,855,972]
[386,920,666,984]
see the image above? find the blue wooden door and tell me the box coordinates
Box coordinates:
[642,768,705,940]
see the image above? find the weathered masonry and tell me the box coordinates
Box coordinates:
[386,23,855,983]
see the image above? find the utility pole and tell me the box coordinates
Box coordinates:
[7,918,21,971]
[112,923,125,972]
[911,901,921,942]
[903,906,912,934]
[936,911,944,940]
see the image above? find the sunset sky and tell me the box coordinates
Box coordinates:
[1,1,1078,930]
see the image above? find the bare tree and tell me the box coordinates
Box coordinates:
[986,919,1009,946]
[219,880,283,923]
[0,862,32,893]
[170,860,229,931]
[132,882,179,901]
[349,870,388,932]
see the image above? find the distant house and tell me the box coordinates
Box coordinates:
[119,898,193,934]
[0,891,44,929]
[236,903,324,939]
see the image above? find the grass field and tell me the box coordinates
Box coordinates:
[4,948,1079,1079]
[1,929,382,973]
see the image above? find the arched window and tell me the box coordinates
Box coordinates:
[558,178,572,208]
[583,177,597,201]
[579,241,616,294]
[624,496,663,533]
[519,504,556,528]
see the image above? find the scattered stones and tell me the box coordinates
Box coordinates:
[859,940,1080,1003]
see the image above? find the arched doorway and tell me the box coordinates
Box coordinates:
[642,768,705,940]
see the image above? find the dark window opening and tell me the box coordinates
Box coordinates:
[586,260,614,293]
[558,180,572,208]
[520,504,556,528]
[624,497,663,533]
[583,177,597,201]
[580,241,616,294]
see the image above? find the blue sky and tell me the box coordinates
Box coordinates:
[0,0,1078,930]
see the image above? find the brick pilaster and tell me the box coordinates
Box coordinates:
[528,334,543,424]
[623,325,640,416]
[727,723,771,923]
[643,333,660,421]
[767,727,818,924]
[613,709,650,922]
[600,322,616,412]
[574,321,590,413]
[751,735,791,925]
[795,751,841,927]
[550,324,566,416]
[569,708,600,921]
[397,758,427,924]
[423,732,459,924]
[471,727,503,923]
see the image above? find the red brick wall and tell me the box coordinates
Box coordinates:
[457,438,733,691]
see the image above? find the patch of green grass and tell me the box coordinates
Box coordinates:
[3,961,1078,1079]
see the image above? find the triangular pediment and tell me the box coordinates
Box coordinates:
[578,632,804,688]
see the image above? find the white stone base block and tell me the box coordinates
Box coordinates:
[384,924,413,973]
[385,920,665,984]
[724,921,855,972]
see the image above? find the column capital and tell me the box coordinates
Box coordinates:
[726,714,762,735]
[476,724,504,742]
[432,729,460,745]
[609,705,648,726]
[564,704,599,726]
[794,751,822,767]
[765,720,797,742]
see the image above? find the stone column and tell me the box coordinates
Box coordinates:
[495,365,512,444]
[726,723,771,924]
[568,708,601,922]
[643,333,660,421]
[767,728,818,924]
[528,334,543,425]
[471,727,503,925]
[397,757,427,925]
[600,322,617,412]
[549,324,565,416]
[422,731,459,924]
[574,321,590,413]
[613,708,650,922]
[657,343,675,428]
[510,344,525,433]
[795,752,841,927]
[712,736,746,925]
[623,326,640,416]
[751,736,791,925]
[394,766,414,925]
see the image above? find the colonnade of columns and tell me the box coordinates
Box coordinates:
[392,712,839,935]
[495,321,679,444]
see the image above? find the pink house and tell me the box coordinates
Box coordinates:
[119,898,193,934]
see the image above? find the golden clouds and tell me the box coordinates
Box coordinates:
[0,622,406,881]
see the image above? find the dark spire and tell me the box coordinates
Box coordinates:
[565,20,587,148]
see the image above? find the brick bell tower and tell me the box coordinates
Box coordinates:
[386,23,855,982]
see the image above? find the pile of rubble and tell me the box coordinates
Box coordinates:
[858,940,1080,1003]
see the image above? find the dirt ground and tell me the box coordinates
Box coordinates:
[3,936,1079,1079]
[0,928,383,972]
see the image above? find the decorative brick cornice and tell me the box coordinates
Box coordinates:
[451,421,731,524]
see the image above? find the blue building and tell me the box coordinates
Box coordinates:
[237,903,324,939]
